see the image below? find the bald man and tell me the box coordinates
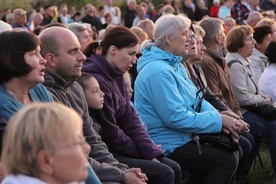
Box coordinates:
[39,27,147,184]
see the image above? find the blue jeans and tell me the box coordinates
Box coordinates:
[243,111,276,173]
[114,154,182,184]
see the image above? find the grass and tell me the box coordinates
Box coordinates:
[248,144,276,184]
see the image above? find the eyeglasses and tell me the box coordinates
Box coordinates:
[60,136,88,149]
[189,34,196,40]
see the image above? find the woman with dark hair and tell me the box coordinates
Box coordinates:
[259,41,276,101]
[82,26,182,184]
[249,25,272,83]
[0,31,53,121]
[0,31,101,184]
[0,30,53,182]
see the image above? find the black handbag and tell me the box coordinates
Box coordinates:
[245,102,276,120]
[198,133,239,152]
[193,90,239,153]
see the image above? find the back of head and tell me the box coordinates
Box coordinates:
[193,24,205,38]
[223,17,235,25]
[39,26,73,58]
[0,20,12,33]
[127,0,136,5]
[253,25,272,44]
[265,41,276,64]
[84,26,139,57]
[71,11,82,19]
[256,18,275,27]
[247,11,263,27]
[199,17,224,46]
[226,25,254,52]
[163,5,175,14]
[0,31,40,83]
[140,14,191,51]
[1,102,82,177]
[137,19,152,30]
[137,19,155,39]
[68,22,87,39]
[130,26,148,43]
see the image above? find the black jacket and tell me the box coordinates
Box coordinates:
[124,6,137,28]
[82,14,102,31]
[185,62,229,111]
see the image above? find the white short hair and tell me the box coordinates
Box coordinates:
[0,20,12,33]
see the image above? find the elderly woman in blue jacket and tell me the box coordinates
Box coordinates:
[135,14,240,184]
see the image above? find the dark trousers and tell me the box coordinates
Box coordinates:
[236,133,255,182]
[114,154,182,184]
[243,111,276,173]
[167,141,239,184]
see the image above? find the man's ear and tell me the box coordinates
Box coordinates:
[215,33,221,44]
[44,53,56,68]
[36,150,54,175]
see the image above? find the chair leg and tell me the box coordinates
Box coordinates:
[257,152,264,167]
[252,151,264,171]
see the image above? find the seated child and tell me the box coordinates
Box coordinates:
[76,72,105,135]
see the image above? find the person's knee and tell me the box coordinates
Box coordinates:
[266,121,276,141]
[158,164,175,183]
[224,151,239,171]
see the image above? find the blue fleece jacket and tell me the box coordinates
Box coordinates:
[134,46,222,155]
[0,84,53,121]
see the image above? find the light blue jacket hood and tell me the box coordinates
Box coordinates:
[137,45,183,73]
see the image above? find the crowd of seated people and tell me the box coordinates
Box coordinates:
[0,0,276,183]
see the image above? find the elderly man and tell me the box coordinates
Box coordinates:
[82,4,102,31]
[12,8,30,31]
[68,22,92,52]
[124,0,137,28]
[197,17,265,184]
[137,19,155,39]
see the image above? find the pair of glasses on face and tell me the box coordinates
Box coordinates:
[60,136,88,149]
[189,34,196,43]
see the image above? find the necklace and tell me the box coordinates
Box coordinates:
[5,86,31,105]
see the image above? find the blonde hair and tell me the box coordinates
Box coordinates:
[256,18,275,27]
[193,24,205,38]
[130,26,148,43]
[1,102,83,177]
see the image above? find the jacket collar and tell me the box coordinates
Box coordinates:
[83,54,124,80]
[226,52,250,67]
[205,47,226,69]
[44,70,76,90]
[253,48,267,60]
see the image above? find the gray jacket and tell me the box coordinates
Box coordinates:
[248,48,268,84]
[226,52,264,114]
[43,70,128,183]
